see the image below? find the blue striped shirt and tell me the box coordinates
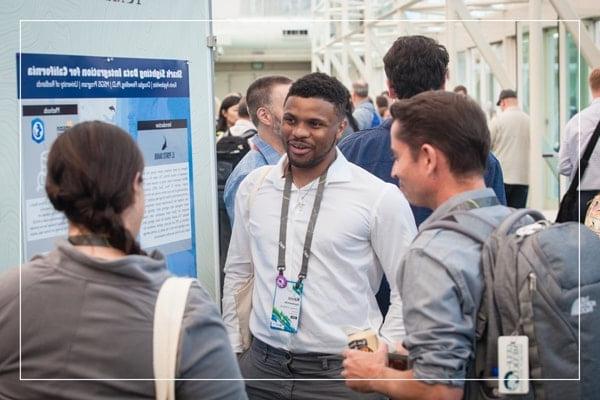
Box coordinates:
[224,135,282,225]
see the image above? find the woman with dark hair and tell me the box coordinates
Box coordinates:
[0,121,247,399]
[216,94,241,138]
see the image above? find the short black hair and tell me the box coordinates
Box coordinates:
[390,91,489,177]
[285,72,348,119]
[383,35,449,99]
[246,75,293,126]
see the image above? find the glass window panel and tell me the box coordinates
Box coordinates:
[521,31,529,114]
[566,31,589,119]
[543,26,560,202]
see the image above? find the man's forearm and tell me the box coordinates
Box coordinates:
[368,368,463,400]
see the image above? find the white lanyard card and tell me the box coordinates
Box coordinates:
[270,282,303,334]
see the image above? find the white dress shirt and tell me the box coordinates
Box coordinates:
[222,149,417,354]
[559,98,600,190]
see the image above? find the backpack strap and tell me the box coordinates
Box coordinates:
[234,166,272,351]
[493,208,545,236]
[418,196,500,243]
[248,166,272,211]
[153,277,195,400]
[519,271,545,400]
[241,128,258,139]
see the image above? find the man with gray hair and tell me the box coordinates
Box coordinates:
[351,80,381,130]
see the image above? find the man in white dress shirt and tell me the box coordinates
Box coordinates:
[559,67,600,222]
[222,72,417,399]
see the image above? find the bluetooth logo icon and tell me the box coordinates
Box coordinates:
[31,118,45,144]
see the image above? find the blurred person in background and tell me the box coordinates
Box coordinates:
[375,94,390,119]
[490,89,530,208]
[224,75,292,224]
[351,80,381,130]
[216,94,242,140]
[227,96,257,138]
[559,67,600,222]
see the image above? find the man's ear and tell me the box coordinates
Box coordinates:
[386,79,397,99]
[133,171,143,192]
[256,107,271,126]
[131,171,144,206]
[336,118,348,141]
[420,144,438,175]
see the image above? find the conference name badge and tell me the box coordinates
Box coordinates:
[498,335,529,394]
[270,281,303,333]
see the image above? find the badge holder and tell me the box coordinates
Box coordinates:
[270,277,303,333]
[498,335,529,394]
[269,169,326,335]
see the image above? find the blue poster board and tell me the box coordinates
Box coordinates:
[18,53,196,277]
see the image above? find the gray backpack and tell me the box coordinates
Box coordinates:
[426,208,600,399]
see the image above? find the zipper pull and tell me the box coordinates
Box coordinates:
[529,273,537,291]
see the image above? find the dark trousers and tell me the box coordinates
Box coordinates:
[579,190,599,223]
[504,184,529,209]
[239,338,385,400]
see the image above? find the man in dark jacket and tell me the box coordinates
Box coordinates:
[338,35,506,316]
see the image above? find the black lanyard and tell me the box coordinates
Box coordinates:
[68,234,111,247]
[276,169,327,290]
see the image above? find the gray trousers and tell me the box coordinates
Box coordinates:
[239,338,385,400]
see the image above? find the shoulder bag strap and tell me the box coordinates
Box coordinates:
[248,166,272,211]
[242,128,258,139]
[243,166,272,277]
[565,118,600,194]
[153,277,195,400]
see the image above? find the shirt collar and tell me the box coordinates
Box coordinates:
[421,188,497,228]
[252,135,282,165]
[268,147,352,190]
